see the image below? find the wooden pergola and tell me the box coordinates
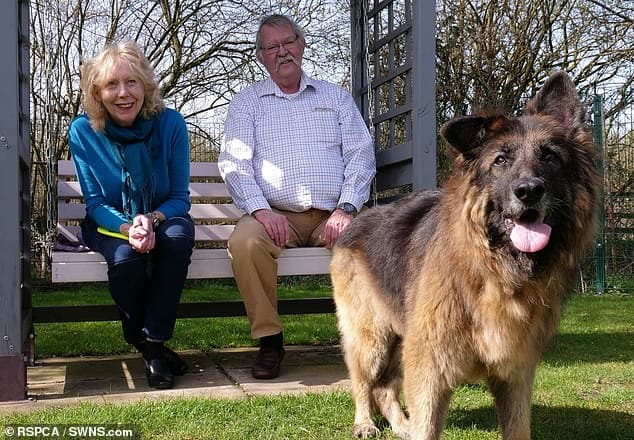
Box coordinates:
[0,0,435,402]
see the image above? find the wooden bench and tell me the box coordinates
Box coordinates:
[37,160,334,323]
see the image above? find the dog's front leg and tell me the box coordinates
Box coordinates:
[488,367,535,440]
[349,371,380,438]
[402,348,453,440]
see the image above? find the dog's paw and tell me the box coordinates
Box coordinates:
[392,429,410,440]
[352,423,381,438]
[390,425,410,440]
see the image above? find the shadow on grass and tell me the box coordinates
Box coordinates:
[446,404,634,439]
[543,332,633,364]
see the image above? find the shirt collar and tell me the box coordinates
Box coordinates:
[259,71,317,98]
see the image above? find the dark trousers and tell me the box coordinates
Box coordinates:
[81,216,195,344]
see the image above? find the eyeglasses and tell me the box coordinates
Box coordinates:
[259,36,300,55]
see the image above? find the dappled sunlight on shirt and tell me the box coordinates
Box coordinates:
[222,137,253,161]
[261,160,284,189]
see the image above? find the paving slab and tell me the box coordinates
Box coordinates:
[228,363,350,397]
[0,345,350,414]
[216,345,349,396]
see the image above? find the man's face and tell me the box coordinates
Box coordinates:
[257,23,305,87]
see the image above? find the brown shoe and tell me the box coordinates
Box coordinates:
[251,347,285,379]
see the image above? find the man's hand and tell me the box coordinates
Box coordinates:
[254,209,290,247]
[325,208,354,247]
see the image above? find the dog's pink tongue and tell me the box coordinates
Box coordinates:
[510,221,552,253]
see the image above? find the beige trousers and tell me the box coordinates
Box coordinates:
[227,208,331,339]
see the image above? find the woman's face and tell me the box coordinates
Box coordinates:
[95,60,144,127]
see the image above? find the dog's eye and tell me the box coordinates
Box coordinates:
[494,155,508,166]
[542,150,560,163]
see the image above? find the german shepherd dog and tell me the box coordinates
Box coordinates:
[330,71,599,439]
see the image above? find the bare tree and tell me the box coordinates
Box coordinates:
[31,0,351,155]
[435,0,633,178]
[436,0,632,115]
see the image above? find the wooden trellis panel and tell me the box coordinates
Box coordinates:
[352,0,436,201]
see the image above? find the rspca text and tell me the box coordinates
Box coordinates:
[5,424,136,439]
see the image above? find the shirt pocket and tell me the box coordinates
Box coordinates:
[307,107,341,146]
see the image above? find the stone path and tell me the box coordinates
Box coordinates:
[0,345,350,414]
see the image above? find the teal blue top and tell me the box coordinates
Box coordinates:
[68,108,191,232]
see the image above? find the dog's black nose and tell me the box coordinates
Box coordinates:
[513,177,545,204]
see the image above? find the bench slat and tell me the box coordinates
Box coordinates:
[57,160,76,177]
[58,160,221,179]
[52,247,332,283]
[189,161,221,178]
[58,181,231,200]
[188,203,242,220]
[55,224,236,243]
[189,182,231,199]
[58,202,243,222]
[57,203,86,220]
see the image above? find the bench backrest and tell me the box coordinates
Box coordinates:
[57,160,241,245]
[48,160,335,320]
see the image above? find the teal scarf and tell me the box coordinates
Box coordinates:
[105,117,158,222]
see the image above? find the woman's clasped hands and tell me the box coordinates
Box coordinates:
[127,214,156,253]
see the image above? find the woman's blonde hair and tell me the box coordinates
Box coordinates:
[79,40,165,132]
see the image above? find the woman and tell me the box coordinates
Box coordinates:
[68,41,195,389]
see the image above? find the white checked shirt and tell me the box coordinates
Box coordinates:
[219,72,376,214]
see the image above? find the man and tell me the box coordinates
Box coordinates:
[219,14,375,379]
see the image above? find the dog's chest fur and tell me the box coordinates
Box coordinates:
[406,194,564,364]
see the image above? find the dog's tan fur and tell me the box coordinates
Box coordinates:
[331,71,599,439]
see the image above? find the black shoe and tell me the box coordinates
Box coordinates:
[251,347,285,380]
[141,340,174,389]
[145,356,174,389]
[162,346,188,376]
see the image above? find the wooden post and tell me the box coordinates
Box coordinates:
[412,0,437,190]
[0,0,31,402]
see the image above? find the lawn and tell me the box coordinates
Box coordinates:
[31,278,340,356]
[3,281,632,439]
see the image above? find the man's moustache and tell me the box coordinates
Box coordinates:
[276,55,300,70]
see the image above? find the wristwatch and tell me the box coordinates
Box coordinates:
[147,211,162,228]
[337,202,357,216]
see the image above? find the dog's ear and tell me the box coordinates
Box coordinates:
[525,71,585,132]
[441,114,509,156]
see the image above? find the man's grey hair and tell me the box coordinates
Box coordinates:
[255,14,306,50]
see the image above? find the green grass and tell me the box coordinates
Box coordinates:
[7,282,633,439]
[32,278,339,356]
